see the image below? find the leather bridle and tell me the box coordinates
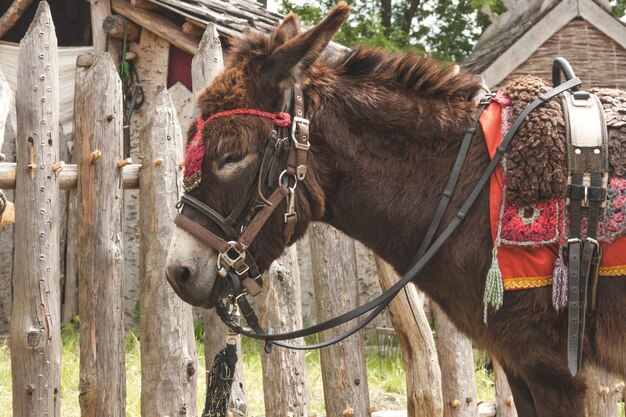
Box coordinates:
[174,74,584,353]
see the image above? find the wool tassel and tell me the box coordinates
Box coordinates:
[483,246,504,323]
[551,248,568,311]
[203,341,238,417]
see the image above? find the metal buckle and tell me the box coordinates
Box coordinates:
[291,116,310,150]
[296,165,307,181]
[478,93,496,105]
[278,170,298,192]
[219,241,246,268]
[571,91,592,107]
[567,238,582,246]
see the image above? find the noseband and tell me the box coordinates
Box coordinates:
[175,72,585,352]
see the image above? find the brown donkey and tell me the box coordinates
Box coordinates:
[165,4,626,416]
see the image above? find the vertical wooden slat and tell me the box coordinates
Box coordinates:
[90,0,114,56]
[191,22,248,415]
[10,2,61,416]
[139,86,198,417]
[122,29,171,329]
[259,245,310,417]
[493,360,517,417]
[75,53,125,417]
[585,366,621,417]
[0,66,14,335]
[375,256,443,417]
[309,223,370,417]
[433,305,478,417]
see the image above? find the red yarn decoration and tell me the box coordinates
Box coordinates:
[183,109,293,191]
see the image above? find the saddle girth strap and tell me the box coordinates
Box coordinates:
[562,89,609,376]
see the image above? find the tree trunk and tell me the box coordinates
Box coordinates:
[75,53,125,417]
[192,22,248,416]
[259,245,310,417]
[401,0,421,34]
[310,223,370,417]
[493,360,517,417]
[374,256,443,417]
[380,0,392,34]
[433,304,478,417]
[139,86,198,417]
[10,4,61,416]
[585,365,621,417]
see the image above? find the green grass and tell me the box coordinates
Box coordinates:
[5,323,620,417]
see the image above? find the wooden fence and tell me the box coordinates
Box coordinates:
[0,3,624,417]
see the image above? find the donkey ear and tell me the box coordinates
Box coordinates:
[263,3,349,84]
[276,13,301,41]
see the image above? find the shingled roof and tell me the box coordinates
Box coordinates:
[463,0,626,87]
[145,0,283,37]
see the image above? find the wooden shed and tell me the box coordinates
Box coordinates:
[463,0,626,90]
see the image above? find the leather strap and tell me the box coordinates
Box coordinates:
[209,78,583,347]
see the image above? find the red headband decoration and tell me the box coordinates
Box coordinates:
[183,109,292,192]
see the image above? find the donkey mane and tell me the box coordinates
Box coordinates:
[331,48,481,100]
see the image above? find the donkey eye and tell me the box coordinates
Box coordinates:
[219,154,245,168]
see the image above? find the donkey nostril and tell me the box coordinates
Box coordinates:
[176,267,192,284]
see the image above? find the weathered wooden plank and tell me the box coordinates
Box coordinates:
[433,305,478,417]
[585,366,621,417]
[309,223,370,417]
[191,21,248,415]
[192,23,223,93]
[75,53,125,417]
[493,360,517,417]
[375,256,443,417]
[112,0,200,55]
[139,86,198,417]
[103,15,141,42]
[10,3,62,416]
[0,67,12,152]
[0,161,141,189]
[168,82,195,144]
[123,28,170,330]
[0,104,15,336]
[0,0,34,38]
[259,245,310,417]
[90,0,114,55]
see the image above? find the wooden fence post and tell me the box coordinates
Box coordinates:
[10,3,62,416]
[493,360,517,417]
[191,22,248,415]
[75,53,125,417]
[374,256,443,417]
[259,245,310,417]
[585,366,621,417]
[433,305,478,417]
[0,67,14,335]
[139,86,198,417]
[310,223,370,417]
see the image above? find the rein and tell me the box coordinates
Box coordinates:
[175,74,583,352]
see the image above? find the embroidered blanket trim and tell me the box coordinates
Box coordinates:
[480,93,626,291]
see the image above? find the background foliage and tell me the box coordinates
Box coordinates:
[281,0,626,62]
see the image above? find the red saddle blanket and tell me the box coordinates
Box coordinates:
[480,95,626,290]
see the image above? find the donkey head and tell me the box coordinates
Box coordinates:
[165,4,349,308]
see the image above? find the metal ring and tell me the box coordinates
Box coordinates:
[278,169,297,192]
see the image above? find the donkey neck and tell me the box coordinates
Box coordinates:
[307,77,481,272]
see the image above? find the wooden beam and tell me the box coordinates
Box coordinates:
[0,0,34,38]
[10,3,61,416]
[182,20,205,38]
[0,162,141,189]
[310,223,371,417]
[75,53,126,416]
[90,0,112,54]
[579,0,626,51]
[103,15,141,42]
[259,245,310,416]
[375,256,443,417]
[112,0,200,55]
[481,0,578,88]
[139,86,198,417]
